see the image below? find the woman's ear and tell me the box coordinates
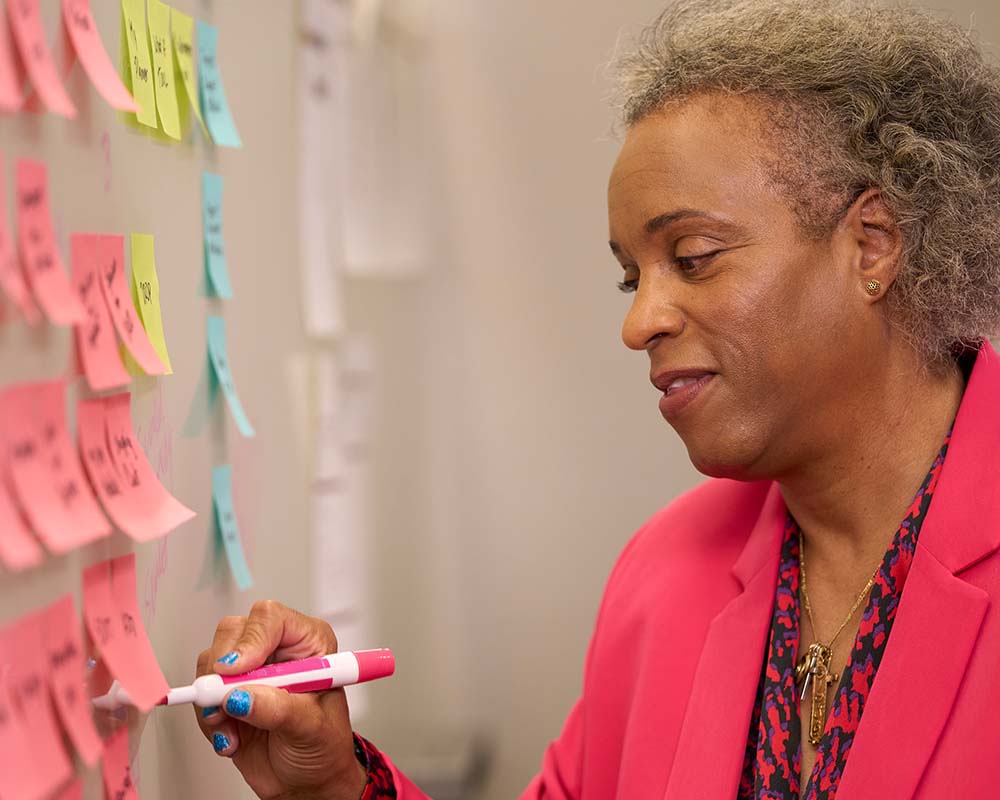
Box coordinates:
[844,188,903,299]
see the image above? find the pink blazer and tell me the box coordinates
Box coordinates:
[385,341,1000,799]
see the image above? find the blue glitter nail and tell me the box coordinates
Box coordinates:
[226,690,251,717]
[202,706,221,718]
[217,652,239,666]
[212,733,230,754]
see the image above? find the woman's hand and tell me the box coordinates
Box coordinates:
[195,600,367,800]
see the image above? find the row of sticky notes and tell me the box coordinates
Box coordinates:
[0,0,241,147]
[0,553,163,799]
[119,0,241,145]
[0,383,195,572]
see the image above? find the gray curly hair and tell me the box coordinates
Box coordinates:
[613,0,1000,369]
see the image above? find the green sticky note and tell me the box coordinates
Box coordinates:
[129,234,173,373]
[170,7,209,139]
[146,0,181,140]
[196,21,242,147]
[212,465,254,591]
[120,0,157,128]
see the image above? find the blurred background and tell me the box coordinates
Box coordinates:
[4,1,1000,798]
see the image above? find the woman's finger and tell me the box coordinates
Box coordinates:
[208,615,248,667]
[214,601,338,674]
[220,685,331,742]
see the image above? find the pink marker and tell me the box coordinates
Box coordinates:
[92,649,395,709]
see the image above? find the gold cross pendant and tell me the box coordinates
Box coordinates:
[795,643,839,746]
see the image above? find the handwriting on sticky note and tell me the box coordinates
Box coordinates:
[6,0,76,117]
[207,315,255,436]
[84,554,170,712]
[212,465,254,590]
[0,665,50,800]
[43,595,103,766]
[78,393,195,542]
[145,0,180,139]
[15,159,86,325]
[120,0,156,128]
[129,233,173,372]
[170,8,207,138]
[1,614,74,795]
[0,153,38,322]
[201,173,234,298]
[102,725,139,800]
[71,234,131,391]
[96,234,166,375]
[3,381,111,554]
[197,20,242,147]
[62,0,138,112]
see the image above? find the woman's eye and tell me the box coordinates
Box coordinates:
[617,277,639,293]
[675,250,721,274]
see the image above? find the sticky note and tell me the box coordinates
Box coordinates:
[212,465,254,590]
[128,233,173,372]
[43,595,103,766]
[0,10,22,114]
[102,725,139,800]
[0,153,38,323]
[207,315,255,436]
[0,654,50,800]
[5,0,75,117]
[61,0,138,112]
[71,234,131,391]
[83,554,170,712]
[202,173,233,298]
[78,393,195,541]
[144,0,181,139]
[197,20,242,147]
[53,778,83,800]
[0,466,42,571]
[96,234,167,375]
[15,159,86,325]
[1,614,74,795]
[120,0,156,128]
[3,380,111,554]
[170,8,207,138]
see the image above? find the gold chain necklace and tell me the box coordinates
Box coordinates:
[794,529,882,745]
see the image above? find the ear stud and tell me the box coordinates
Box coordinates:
[865,279,881,296]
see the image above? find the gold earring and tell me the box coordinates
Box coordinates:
[865,279,881,296]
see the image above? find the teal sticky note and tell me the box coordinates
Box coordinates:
[201,172,233,298]
[211,465,254,591]
[181,352,219,437]
[196,21,242,148]
[206,315,255,437]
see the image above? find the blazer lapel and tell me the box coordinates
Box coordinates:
[664,483,787,800]
[837,341,1000,799]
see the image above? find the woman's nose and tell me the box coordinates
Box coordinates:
[621,281,686,351]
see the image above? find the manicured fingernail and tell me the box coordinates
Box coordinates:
[201,706,221,718]
[212,732,231,754]
[226,689,251,717]
[217,652,239,666]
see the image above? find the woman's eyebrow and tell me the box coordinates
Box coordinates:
[643,208,746,235]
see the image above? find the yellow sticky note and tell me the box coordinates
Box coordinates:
[146,0,181,140]
[129,234,173,374]
[120,0,157,128]
[170,8,208,139]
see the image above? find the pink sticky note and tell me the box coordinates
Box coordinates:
[0,386,44,571]
[6,0,76,117]
[3,380,111,553]
[62,0,138,112]
[83,555,170,711]
[0,5,24,111]
[0,644,50,800]
[15,159,86,325]
[44,594,103,766]
[79,395,195,542]
[96,234,166,375]
[71,234,130,391]
[101,725,139,800]
[1,613,75,796]
[54,778,84,800]
[0,154,40,324]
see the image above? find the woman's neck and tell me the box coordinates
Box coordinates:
[777,351,966,572]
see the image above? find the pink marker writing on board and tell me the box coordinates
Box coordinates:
[93,649,395,709]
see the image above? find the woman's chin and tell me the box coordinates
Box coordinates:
[683,437,768,481]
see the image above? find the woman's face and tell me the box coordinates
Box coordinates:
[607,94,877,480]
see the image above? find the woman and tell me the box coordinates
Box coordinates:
[196,0,1000,797]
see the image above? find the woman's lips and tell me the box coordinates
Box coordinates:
[657,373,716,419]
